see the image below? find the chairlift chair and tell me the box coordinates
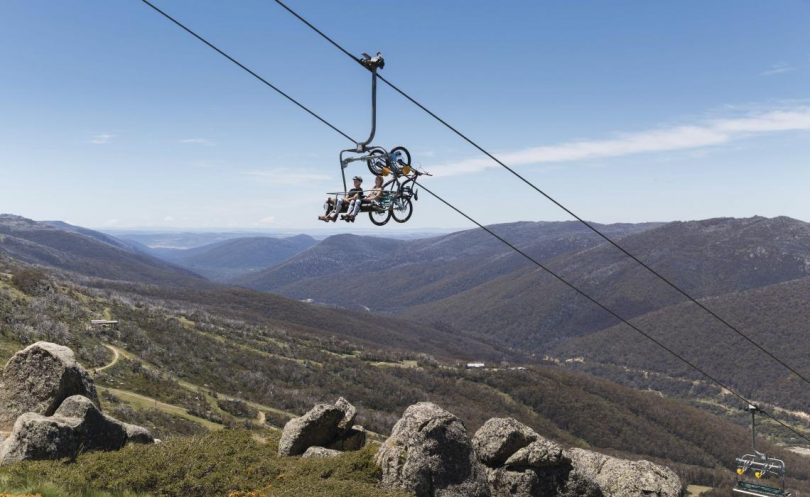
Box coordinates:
[733,405,792,497]
[322,53,426,226]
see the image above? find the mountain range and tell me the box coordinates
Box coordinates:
[148,235,317,280]
[0,214,202,286]
[3,212,810,493]
[128,214,810,416]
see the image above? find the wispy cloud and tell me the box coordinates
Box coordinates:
[90,133,114,145]
[430,106,810,176]
[243,168,331,185]
[761,62,796,76]
[258,215,275,225]
[180,138,215,145]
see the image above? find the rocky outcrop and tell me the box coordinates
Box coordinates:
[52,395,128,451]
[376,402,490,497]
[566,448,681,497]
[123,423,155,445]
[278,398,366,456]
[335,396,356,432]
[473,417,543,467]
[0,342,154,465]
[0,342,98,429]
[0,395,154,465]
[473,417,580,497]
[0,412,83,464]
[326,425,366,451]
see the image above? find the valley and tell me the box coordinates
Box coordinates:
[2,214,810,496]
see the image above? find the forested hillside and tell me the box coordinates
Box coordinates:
[551,274,810,411]
[2,224,809,493]
[412,216,810,347]
[235,221,658,311]
[0,215,203,287]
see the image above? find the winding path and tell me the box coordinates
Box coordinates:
[95,344,121,373]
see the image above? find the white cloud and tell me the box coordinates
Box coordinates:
[180,138,214,145]
[243,168,331,185]
[163,216,175,222]
[430,106,810,176]
[90,133,114,145]
[258,216,275,225]
[761,62,795,76]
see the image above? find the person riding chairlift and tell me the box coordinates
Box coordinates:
[344,175,384,222]
[318,176,364,222]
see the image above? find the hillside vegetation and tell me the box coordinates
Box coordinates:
[216,216,810,422]
[0,430,409,497]
[3,215,810,495]
[1,254,810,494]
[551,274,810,412]
[0,215,203,287]
[232,221,659,311]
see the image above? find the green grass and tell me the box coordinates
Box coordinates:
[94,348,285,430]
[0,430,411,497]
[98,387,223,432]
[0,474,148,497]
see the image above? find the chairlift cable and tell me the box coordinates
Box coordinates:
[137,0,810,446]
[270,0,810,391]
[414,180,810,446]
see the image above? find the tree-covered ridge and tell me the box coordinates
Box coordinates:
[1,254,810,494]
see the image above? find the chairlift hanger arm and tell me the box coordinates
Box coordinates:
[337,52,384,191]
[355,52,384,152]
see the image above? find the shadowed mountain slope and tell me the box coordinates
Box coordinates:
[235,221,660,311]
[550,274,810,411]
[0,215,204,287]
[150,235,317,280]
[411,216,810,348]
[0,214,503,361]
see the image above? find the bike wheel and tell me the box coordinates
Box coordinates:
[390,146,411,167]
[366,147,387,176]
[391,196,413,223]
[390,146,411,175]
[368,205,391,226]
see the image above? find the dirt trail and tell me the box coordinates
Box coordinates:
[99,342,293,427]
[95,344,120,372]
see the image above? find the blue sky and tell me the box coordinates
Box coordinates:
[1,0,809,232]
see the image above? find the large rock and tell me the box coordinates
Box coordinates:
[0,342,98,430]
[53,395,127,451]
[123,423,155,445]
[278,398,365,456]
[566,448,682,497]
[278,403,345,456]
[326,425,366,451]
[0,395,153,465]
[302,446,342,459]
[486,468,543,497]
[504,440,565,470]
[376,402,490,497]
[0,412,82,464]
[473,417,540,467]
[474,418,582,497]
[335,396,357,433]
